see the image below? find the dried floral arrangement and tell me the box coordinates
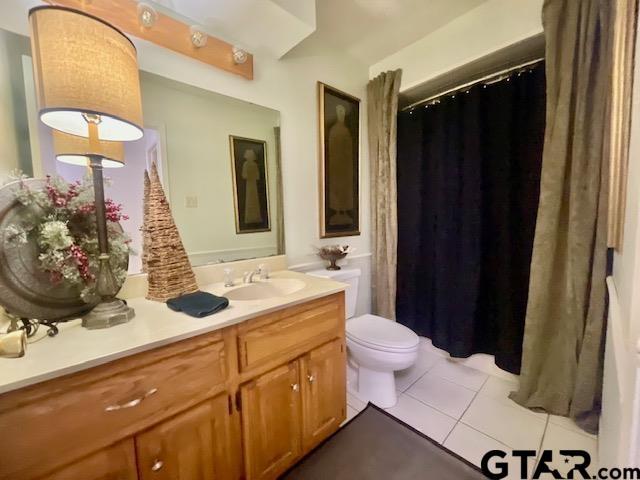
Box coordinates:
[5,174,132,303]
[315,244,354,271]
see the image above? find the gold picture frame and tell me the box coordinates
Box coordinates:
[229,135,271,234]
[318,81,361,238]
[607,0,637,250]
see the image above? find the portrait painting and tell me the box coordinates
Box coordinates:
[229,136,271,234]
[318,82,360,238]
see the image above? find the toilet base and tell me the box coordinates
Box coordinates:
[353,366,398,408]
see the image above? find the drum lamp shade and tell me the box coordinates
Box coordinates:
[29,6,144,142]
[53,130,125,168]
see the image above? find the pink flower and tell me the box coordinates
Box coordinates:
[69,244,93,281]
[105,198,128,222]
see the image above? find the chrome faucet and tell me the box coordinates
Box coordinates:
[243,269,260,284]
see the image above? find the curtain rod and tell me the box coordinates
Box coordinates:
[401,57,545,112]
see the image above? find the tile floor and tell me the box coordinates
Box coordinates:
[344,338,599,480]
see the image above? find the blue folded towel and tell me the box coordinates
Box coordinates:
[166,291,229,318]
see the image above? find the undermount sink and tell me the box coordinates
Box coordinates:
[224,278,306,301]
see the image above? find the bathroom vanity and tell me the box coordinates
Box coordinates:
[0,270,346,480]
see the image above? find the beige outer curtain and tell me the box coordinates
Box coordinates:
[510,0,613,434]
[367,70,402,319]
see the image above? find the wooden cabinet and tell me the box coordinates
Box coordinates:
[136,395,238,480]
[240,362,302,480]
[43,440,138,480]
[1,292,345,480]
[301,339,346,451]
[1,334,227,480]
[240,339,346,480]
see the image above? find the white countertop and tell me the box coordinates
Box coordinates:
[0,270,346,395]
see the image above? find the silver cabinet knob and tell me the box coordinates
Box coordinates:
[307,374,315,383]
[151,459,164,471]
[291,383,300,392]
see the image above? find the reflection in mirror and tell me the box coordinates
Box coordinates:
[0,27,283,273]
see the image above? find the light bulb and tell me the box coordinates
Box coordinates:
[232,47,248,65]
[189,25,208,48]
[137,2,157,28]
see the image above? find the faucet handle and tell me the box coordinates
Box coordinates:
[223,268,234,287]
[258,264,269,280]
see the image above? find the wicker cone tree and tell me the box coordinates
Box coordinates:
[140,170,150,273]
[144,162,198,301]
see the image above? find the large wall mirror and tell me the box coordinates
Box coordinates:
[0,28,284,273]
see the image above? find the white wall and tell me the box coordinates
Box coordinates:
[369,0,544,90]
[603,16,640,468]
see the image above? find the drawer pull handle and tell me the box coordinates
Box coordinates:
[151,459,164,472]
[105,387,158,412]
[307,374,315,383]
[291,383,300,392]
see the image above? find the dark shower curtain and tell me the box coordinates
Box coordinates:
[396,65,545,374]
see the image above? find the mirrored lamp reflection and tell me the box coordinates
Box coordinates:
[29,6,144,329]
[53,130,125,169]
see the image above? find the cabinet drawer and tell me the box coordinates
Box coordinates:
[238,298,342,372]
[0,339,226,480]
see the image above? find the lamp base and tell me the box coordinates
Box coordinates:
[82,299,135,330]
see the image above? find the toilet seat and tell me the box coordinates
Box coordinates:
[347,314,419,353]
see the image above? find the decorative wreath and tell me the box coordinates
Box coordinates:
[6,174,132,304]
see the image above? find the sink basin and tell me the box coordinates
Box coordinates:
[224,278,306,301]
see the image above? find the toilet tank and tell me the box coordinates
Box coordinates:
[306,268,361,319]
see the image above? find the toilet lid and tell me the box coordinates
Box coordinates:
[346,314,419,350]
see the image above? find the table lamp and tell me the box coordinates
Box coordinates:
[29,6,144,329]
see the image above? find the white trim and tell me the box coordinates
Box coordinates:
[601,276,640,467]
[188,245,278,265]
[288,252,372,271]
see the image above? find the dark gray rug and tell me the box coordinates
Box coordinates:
[282,403,487,479]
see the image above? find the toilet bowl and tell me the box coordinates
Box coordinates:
[346,314,419,408]
[306,268,420,408]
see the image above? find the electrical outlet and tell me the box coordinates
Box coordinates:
[185,195,198,208]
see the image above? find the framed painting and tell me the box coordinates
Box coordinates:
[318,82,360,238]
[229,136,271,234]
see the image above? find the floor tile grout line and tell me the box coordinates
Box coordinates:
[401,389,460,422]
[532,415,550,480]
[453,420,513,451]
[547,417,598,440]
[441,420,458,446]
[405,366,481,396]
[398,359,439,393]
[427,358,490,392]
[460,374,490,419]
[441,375,490,445]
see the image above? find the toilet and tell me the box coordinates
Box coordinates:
[307,268,419,408]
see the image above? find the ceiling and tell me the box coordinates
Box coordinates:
[310,0,489,65]
[152,0,489,65]
[150,0,317,58]
[0,0,489,66]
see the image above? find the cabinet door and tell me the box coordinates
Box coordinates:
[136,395,239,480]
[240,361,302,480]
[301,339,346,450]
[44,439,138,480]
